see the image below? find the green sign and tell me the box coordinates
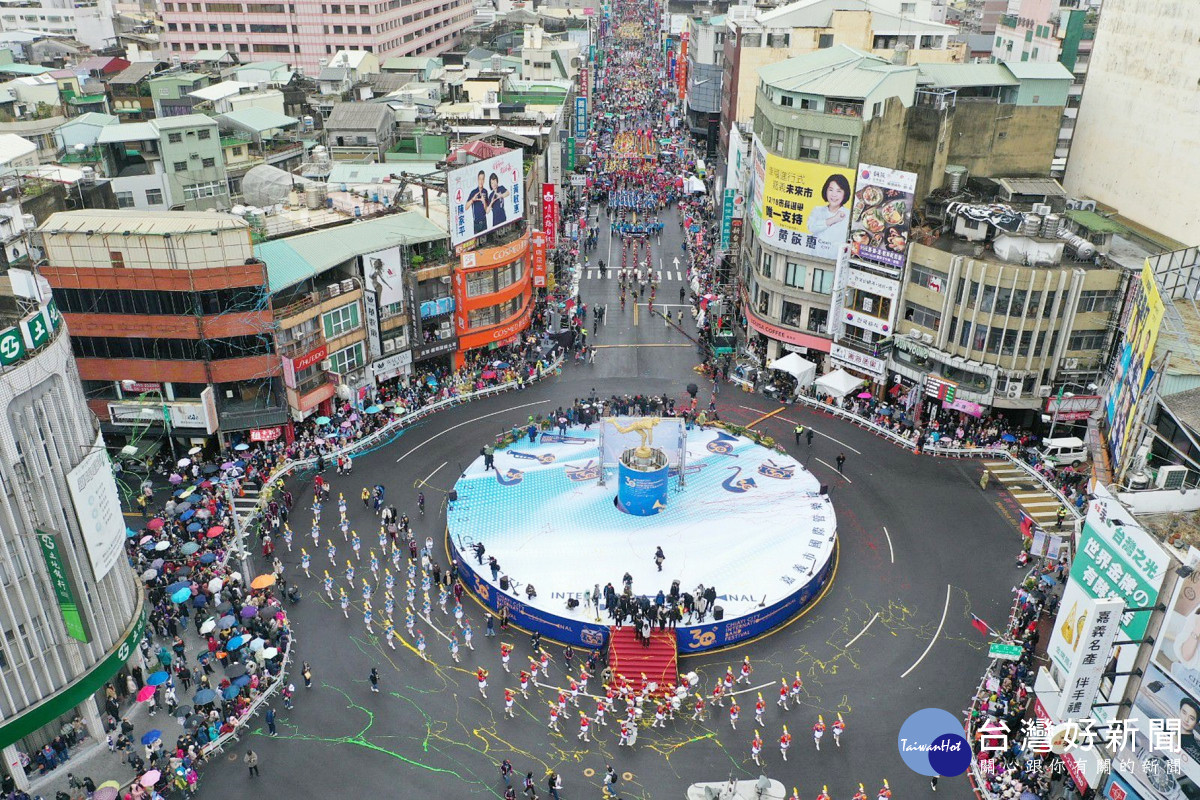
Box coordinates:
[1070,517,1167,640]
[0,325,26,365]
[35,529,89,643]
[988,643,1023,661]
[0,603,144,749]
[566,137,576,171]
[0,301,60,367]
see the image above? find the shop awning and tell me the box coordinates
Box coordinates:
[814,368,866,400]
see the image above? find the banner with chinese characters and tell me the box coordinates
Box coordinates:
[541,184,557,249]
[848,163,917,272]
[749,134,856,261]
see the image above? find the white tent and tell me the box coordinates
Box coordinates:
[814,368,866,400]
[768,352,817,386]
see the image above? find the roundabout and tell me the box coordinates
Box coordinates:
[449,421,837,653]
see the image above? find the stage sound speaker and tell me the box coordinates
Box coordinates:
[713,606,724,621]
[448,490,458,502]
[819,484,829,495]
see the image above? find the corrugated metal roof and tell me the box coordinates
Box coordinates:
[917,63,1019,89]
[152,114,218,131]
[325,102,391,131]
[326,162,440,183]
[381,56,440,72]
[107,61,163,85]
[997,176,1066,197]
[0,133,34,164]
[255,211,448,292]
[0,63,51,75]
[757,45,902,98]
[58,111,117,128]
[189,80,252,101]
[1063,209,1125,234]
[217,107,298,134]
[1002,61,1074,81]
[96,121,157,143]
[40,209,250,235]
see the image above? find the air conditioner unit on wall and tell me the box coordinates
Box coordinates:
[320,359,332,371]
[326,283,341,296]
[1064,358,1079,369]
[1157,465,1190,490]
[1006,384,1021,398]
[1080,200,1096,212]
[1032,203,1051,216]
[1038,386,1052,398]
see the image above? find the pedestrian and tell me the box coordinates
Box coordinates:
[265,707,277,736]
[486,615,496,637]
[302,661,313,689]
[930,776,938,791]
[806,428,814,446]
[836,452,846,474]
[369,667,380,693]
[548,770,563,800]
[654,545,665,571]
[244,749,259,777]
[500,759,513,787]
[1056,505,1067,530]
[794,424,804,445]
[523,771,538,799]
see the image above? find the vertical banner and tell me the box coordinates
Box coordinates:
[531,230,547,288]
[567,137,577,171]
[720,188,735,249]
[35,528,90,643]
[574,96,588,138]
[541,184,557,249]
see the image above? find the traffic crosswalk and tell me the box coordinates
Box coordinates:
[983,460,1064,528]
[583,269,688,281]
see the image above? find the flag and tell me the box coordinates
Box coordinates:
[971,614,990,637]
[1019,510,1035,538]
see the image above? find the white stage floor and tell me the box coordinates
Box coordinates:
[448,426,837,628]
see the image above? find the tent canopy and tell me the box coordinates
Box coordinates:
[814,368,866,400]
[768,352,817,386]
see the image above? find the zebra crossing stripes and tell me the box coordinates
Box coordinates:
[584,269,686,281]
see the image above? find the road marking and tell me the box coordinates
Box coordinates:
[395,400,552,463]
[845,612,879,649]
[759,410,863,455]
[633,302,639,326]
[901,584,951,678]
[814,457,852,483]
[746,406,785,430]
[883,526,894,563]
[417,461,447,488]
[592,343,691,349]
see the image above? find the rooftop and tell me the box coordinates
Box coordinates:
[916,62,1019,89]
[0,133,34,164]
[381,56,442,72]
[325,102,391,131]
[754,0,957,33]
[217,107,298,135]
[40,209,249,235]
[1002,60,1074,82]
[255,211,447,292]
[188,80,253,102]
[757,44,912,98]
[106,61,164,85]
[1064,208,1125,234]
[96,121,156,143]
[1161,386,1200,434]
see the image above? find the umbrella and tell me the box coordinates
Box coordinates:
[192,595,208,608]
[140,730,162,745]
[179,510,195,521]
[186,522,202,533]
[146,671,170,686]
[240,606,258,619]
[184,714,206,729]
[173,488,187,498]
[235,443,250,451]
[141,569,158,582]
[233,460,246,469]
[208,578,223,593]
[126,527,140,539]
[155,540,171,552]
[315,416,331,425]
[232,674,251,687]
[200,480,213,489]
[175,565,192,576]
[262,646,279,659]
[1039,574,1058,586]
[249,637,266,651]
[217,601,234,613]
[340,420,352,428]
[98,781,121,790]
[251,574,276,590]
[220,461,235,470]
[136,686,156,702]
[218,614,236,629]
[1001,433,1018,443]
[171,587,192,603]
[856,391,873,399]
[177,486,195,500]
[222,685,240,700]
[199,619,217,634]
[188,446,202,455]
[225,663,247,678]
[196,509,211,519]
[365,404,383,414]
[93,788,118,800]
[140,770,161,787]
[180,542,200,555]
[199,553,217,564]
[146,518,165,530]
[207,525,225,538]
[226,634,247,650]
[202,464,219,475]
[257,606,277,620]
[168,474,183,485]
[173,705,193,718]
[151,557,166,569]
[192,689,217,705]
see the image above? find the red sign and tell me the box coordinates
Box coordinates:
[541,184,557,249]
[579,65,589,100]
[677,41,687,101]
[531,230,547,288]
[294,344,328,371]
[249,426,283,442]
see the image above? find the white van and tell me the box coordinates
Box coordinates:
[1039,436,1088,467]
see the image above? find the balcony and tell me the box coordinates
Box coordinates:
[277,328,324,360]
[838,331,893,360]
[59,146,103,164]
[274,278,362,326]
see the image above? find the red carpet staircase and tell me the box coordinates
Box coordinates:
[608,627,678,695]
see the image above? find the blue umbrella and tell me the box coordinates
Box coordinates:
[226,634,246,650]
[141,540,157,551]
[234,443,250,451]
[126,527,140,539]
[146,671,169,686]
[1039,573,1058,586]
[1001,433,1018,443]
[315,416,331,425]
[140,730,162,745]
[192,595,208,608]
[199,553,217,564]
[180,542,200,555]
[192,689,216,705]
[186,522,201,533]
[167,581,190,594]
[173,488,187,498]
[218,615,236,629]
[233,460,246,468]
[171,587,192,603]
[181,509,197,521]
[365,405,383,414]
[222,685,240,700]
[232,674,251,687]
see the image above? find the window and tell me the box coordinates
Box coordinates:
[143,188,163,205]
[908,262,947,291]
[1076,289,1118,314]
[201,157,216,168]
[1067,329,1106,351]
[231,147,243,156]
[109,251,125,269]
[779,95,793,107]
[173,161,187,172]
[183,181,225,200]
[115,191,134,208]
[197,129,211,140]
[817,33,833,48]
[798,135,820,160]
[812,268,833,294]
[322,302,361,339]
[167,132,183,143]
[756,288,770,315]
[327,342,364,375]
[807,307,828,333]
[774,128,784,152]
[760,251,773,279]
[971,323,988,351]
[900,1,915,13]
[783,261,805,288]
[781,300,804,328]
[826,140,850,166]
[904,302,941,330]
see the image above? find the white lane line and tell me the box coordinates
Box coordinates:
[883,526,894,563]
[728,679,779,699]
[774,413,863,455]
[395,400,553,463]
[845,612,880,650]
[814,457,853,483]
[418,461,447,488]
[901,584,952,679]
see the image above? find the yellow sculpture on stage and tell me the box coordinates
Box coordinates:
[611,417,662,459]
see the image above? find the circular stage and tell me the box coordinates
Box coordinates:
[448,421,837,653]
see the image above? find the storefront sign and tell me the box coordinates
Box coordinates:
[720,189,735,249]
[460,233,530,270]
[542,184,557,249]
[574,96,587,137]
[294,344,328,372]
[845,268,901,300]
[371,350,413,382]
[1047,592,1123,719]
[925,375,957,402]
[413,338,459,362]
[566,137,576,171]
[0,298,61,367]
[363,287,382,363]
[944,397,983,417]
[35,528,89,643]
[107,401,213,431]
[830,342,885,379]
[120,381,162,394]
[530,231,548,287]
[842,308,891,335]
[249,427,283,442]
[728,218,743,265]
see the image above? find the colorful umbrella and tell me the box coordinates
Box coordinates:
[250,574,276,590]
[141,569,158,582]
[226,635,247,650]
[146,671,169,686]
[179,510,195,521]
[146,518,165,530]
[171,587,192,603]
[222,685,240,700]
[234,443,250,451]
[136,685,156,702]
[261,647,279,659]
[168,474,183,485]
[140,730,162,745]
[199,553,217,564]
[93,788,118,800]
[315,416,331,425]
[180,542,200,555]
[207,525,225,538]
[240,606,258,618]
[192,689,217,705]
[365,405,383,414]
[186,522,201,533]
[140,770,161,787]
[218,615,236,629]
[155,540,171,552]
[207,578,223,593]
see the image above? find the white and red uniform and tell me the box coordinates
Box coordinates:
[504,689,515,718]
[692,698,705,720]
[476,668,488,698]
[813,720,826,750]
[519,671,530,697]
[578,714,591,742]
[729,704,740,730]
[751,733,762,765]
[780,730,792,761]
[595,699,608,726]
[738,658,751,684]
[832,718,845,746]
[754,698,765,724]
[547,706,560,731]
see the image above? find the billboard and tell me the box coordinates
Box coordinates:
[66,435,127,581]
[364,248,405,311]
[1121,661,1200,799]
[1106,262,1164,474]
[848,163,917,273]
[1044,591,1123,719]
[448,149,525,246]
[530,230,547,288]
[748,135,856,260]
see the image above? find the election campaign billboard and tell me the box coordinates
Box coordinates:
[448,149,525,247]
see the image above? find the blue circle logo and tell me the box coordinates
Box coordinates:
[896,708,971,777]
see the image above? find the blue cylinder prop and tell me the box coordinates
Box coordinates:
[617,459,669,516]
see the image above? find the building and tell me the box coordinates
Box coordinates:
[0,272,143,791]
[717,0,962,159]
[517,24,581,82]
[146,72,212,119]
[324,102,395,160]
[0,0,118,50]
[1050,5,1095,179]
[991,0,1060,64]
[38,210,286,449]
[158,0,474,75]
[95,115,230,211]
[683,11,725,158]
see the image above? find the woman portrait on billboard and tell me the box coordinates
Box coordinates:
[487,172,511,227]
[808,173,852,250]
